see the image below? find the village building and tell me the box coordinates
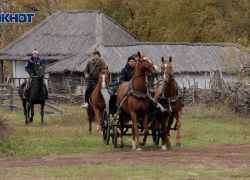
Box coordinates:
[0,10,249,94]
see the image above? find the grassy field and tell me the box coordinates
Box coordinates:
[1,103,250,157]
[0,103,250,179]
[1,163,250,180]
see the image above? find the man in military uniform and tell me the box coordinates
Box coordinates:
[82,51,107,108]
[24,49,48,99]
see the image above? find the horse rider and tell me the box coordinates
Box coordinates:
[23,49,49,99]
[119,56,135,85]
[82,51,107,109]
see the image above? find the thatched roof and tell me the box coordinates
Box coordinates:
[0,10,140,61]
[2,9,249,74]
[243,62,250,75]
[45,42,250,74]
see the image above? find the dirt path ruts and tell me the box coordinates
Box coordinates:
[0,143,250,169]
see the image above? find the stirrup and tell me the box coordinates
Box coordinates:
[23,94,27,98]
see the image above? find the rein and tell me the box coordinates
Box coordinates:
[162,62,174,77]
[138,57,155,75]
[159,78,184,110]
[117,56,157,112]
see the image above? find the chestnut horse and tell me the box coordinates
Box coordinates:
[117,51,158,151]
[154,56,184,150]
[87,68,109,134]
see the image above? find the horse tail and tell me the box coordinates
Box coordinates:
[19,81,27,98]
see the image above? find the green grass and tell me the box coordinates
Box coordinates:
[1,103,250,179]
[0,103,250,158]
[1,164,250,180]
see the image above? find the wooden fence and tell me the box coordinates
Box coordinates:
[181,70,250,115]
[0,84,63,114]
[3,77,50,88]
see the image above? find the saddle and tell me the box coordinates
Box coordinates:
[88,82,98,107]
[20,76,37,95]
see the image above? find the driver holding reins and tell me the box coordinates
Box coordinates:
[82,51,107,109]
[119,56,135,85]
[23,49,49,99]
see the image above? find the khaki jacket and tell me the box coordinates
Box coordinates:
[84,59,107,82]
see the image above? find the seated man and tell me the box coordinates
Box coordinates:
[82,51,107,108]
[24,49,48,99]
[119,56,135,85]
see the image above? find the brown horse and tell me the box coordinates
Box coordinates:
[87,68,109,134]
[154,56,184,150]
[117,51,158,151]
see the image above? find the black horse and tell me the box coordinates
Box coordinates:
[19,65,46,125]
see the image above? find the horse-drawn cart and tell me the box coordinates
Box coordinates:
[101,82,176,148]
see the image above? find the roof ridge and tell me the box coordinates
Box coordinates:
[59,10,102,14]
[102,42,242,47]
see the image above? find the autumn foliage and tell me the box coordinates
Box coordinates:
[0,0,250,77]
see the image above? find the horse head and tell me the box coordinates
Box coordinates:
[99,67,109,89]
[137,51,158,75]
[36,65,45,79]
[161,56,174,83]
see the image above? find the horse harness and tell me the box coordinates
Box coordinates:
[158,78,184,107]
[117,73,160,112]
[159,62,184,106]
[88,72,109,108]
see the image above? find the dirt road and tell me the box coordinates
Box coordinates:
[1,143,250,169]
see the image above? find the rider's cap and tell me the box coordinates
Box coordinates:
[93,51,101,57]
[128,56,135,62]
[32,49,38,54]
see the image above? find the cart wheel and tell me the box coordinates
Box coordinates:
[102,110,110,145]
[152,130,160,145]
[112,126,118,148]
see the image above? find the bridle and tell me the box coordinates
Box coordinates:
[98,72,109,87]
[36,66,44,78]
[138,56,155,75]
[162,62,174,82]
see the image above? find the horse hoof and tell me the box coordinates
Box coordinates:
[161,145,167,151]
[25,123,29,126]
[119,143,125,148]
[136,148,142,151]
[140,139,146,146]
[167,144,172,149]
[176,143,181,147]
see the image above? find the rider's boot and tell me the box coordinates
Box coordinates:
[23,90,28,99]
[82,102,89,108]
